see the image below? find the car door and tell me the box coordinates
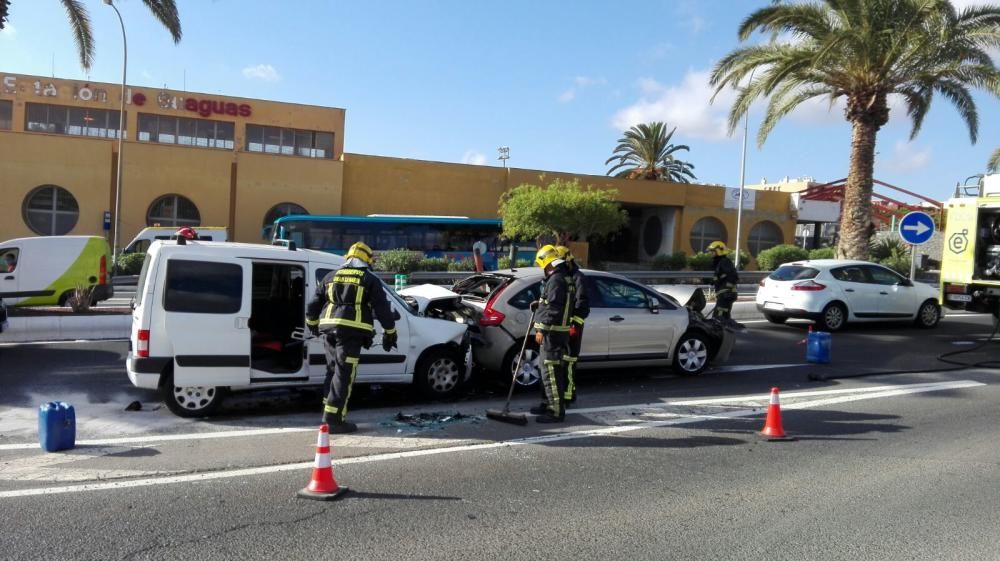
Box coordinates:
[0,246,20,305]
[829,265,881,318]
[590,275,670,360]
[864,265,916,318]
[163,257,251,387]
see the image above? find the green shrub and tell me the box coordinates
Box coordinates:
[808,247,835,260]
[498,256,534,270]
[447,257,477,272]
[756,244,809,271]
[375,249,422,275]
[416,257,449,272]
[651,252,687,271]
[879,254,911,276]
[687,252,715,270]
[115,252,145,275]
[870,236,909,261]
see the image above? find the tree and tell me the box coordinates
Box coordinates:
[2,1,182,70]
[605,122,697,183]
[989,148,1000,173]
[498,178,628,246]
[710,0,1000,260]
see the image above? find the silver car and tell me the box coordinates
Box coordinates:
[451,269,733,388]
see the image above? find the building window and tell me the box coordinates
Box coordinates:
[24,103,124,138]
[22,185,79,235]
[642,215,663,257]
[245,125,335,159]
[261,203,308,240]
[0,100,11,130]
[138,113,235,149]
[748,221,784,255]
[690,217,728,253]
[147,194,201,227]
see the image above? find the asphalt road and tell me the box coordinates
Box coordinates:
[2,314,1000,560]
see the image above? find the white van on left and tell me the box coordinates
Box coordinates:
[0,236,114,307]
[126,239,472,417]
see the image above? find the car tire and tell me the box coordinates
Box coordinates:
[764,313,787,324]
[415,347,464,400]
[915,299,941,329]
[818,302,847,332]
[501,339,542,391]
[673,330,710,376]
[162,368,224,418]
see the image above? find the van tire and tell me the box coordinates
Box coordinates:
[162,368,224,417]
[58,292,72,307]
[415,347,464,400]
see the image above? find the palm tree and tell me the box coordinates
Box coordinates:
[710,0,1000,260]
[2,1,182,70]
[989,148,1000,173]
[605,122,697,183]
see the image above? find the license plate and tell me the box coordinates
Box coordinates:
[947,294,972,303]
[764,302,785,311]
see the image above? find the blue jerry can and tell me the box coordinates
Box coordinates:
[38,401,76,452]
[806,331,832,364]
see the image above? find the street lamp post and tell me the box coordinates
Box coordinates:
[105,0,127,272]
[497,146,510,168]
[734,69,756,270]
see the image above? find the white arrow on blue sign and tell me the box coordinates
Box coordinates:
[898,211,935,245]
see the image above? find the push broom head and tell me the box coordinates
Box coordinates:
[486,408,529,426]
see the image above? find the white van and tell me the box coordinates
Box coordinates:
[123,227,228,254]
[126,239,471,417]
[0,236,114,306]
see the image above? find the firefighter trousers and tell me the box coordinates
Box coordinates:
[540,330,570,418]
[564,323,584,401]
[714,289,737,319]
[322,332,364,424]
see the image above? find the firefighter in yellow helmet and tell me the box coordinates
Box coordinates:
[528,244,575,422]
[555,245,588,405]
[306,242,397,433]
[708,241,742,329]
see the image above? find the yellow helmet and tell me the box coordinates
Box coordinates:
[555,245,573,262]
[346,241,374,265]
[707,241,728,255]
[535,244,560,269]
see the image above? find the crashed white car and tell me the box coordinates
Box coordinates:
[126,240,472,417]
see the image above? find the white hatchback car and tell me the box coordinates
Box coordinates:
[756,260,941,331]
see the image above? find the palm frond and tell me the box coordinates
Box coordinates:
[141,0,182,42]
[61,0,94,69]
[988,148,1000,173]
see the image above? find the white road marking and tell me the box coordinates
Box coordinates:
[0,338,128,347]
[0,379,984,499]
[0,427,315,451]
[668,380,975,406]
[708,364,804,373]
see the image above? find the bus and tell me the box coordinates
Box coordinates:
[268,214,526,268]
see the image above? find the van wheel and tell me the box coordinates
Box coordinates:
[162,370,224,417]
[415,348,464,400]
[58,292,72,307]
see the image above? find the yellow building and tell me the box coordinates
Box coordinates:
[0,72,796,263]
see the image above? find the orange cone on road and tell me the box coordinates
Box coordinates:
[761,387,794,441]
[297,424,349,501]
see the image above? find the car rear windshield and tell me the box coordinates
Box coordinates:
[163,259,242,314]
[452,274,511,300]
[769,266,819,281]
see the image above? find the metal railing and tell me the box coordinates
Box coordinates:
[373,270,771,285]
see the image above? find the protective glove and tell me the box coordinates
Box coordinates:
[569,324,579,339]
[529,300,540,312]
[534,331,544,346]
[382,331,398,352]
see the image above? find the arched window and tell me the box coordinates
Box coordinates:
[147,194,201,227]
[748,221,784,255]
[642,215,664,257]
[262,203,308,240]
[23,185,79,235]
[690,217,728,253]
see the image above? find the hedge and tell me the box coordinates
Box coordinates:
[755,244,809,271]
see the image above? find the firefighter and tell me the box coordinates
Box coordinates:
[555,245,588,406]
[528,245,575,423]
[708,241,742,329]
[306,242,397,434]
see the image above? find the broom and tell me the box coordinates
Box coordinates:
[486,310,534,426]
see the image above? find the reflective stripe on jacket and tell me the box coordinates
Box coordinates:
[306,266,396,336]
[534,264,576,333]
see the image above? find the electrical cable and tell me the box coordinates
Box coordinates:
[808,315,1000,382]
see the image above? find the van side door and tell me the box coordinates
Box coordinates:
[163,257,252,387]
[0,246,20,305]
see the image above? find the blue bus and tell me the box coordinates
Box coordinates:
[268,214,524,267]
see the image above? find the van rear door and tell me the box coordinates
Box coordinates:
[162,257,252,387]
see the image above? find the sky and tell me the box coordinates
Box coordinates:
[0,0,997,203]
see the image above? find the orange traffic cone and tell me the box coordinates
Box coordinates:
[761,387,794,441]
[297,424,349,501]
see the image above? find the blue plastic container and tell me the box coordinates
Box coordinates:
[806,331,832,364]
[38,401,76,452]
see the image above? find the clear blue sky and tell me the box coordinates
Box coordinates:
[1,0,997,202]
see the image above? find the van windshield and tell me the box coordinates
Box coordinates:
[134,253,153,306]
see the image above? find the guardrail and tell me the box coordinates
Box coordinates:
[372,270,771,285]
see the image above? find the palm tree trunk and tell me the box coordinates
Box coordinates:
[837,118,878,260]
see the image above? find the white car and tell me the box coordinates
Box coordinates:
[756,259,941,331]
[126,239,470,417]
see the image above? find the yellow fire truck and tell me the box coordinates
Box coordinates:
[941,174,1000,318]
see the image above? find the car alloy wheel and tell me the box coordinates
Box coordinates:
[820,303,846,332]
[917,301,940,328]
[513,348,542,387]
